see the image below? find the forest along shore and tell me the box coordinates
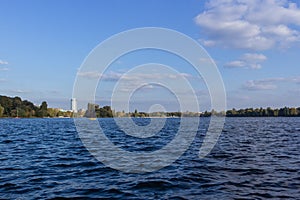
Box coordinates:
[1,95,300,118]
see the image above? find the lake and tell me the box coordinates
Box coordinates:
[1,117,299,199]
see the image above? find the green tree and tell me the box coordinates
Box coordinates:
[47,108,59,118]
[97,106,113,118]
[37,101,48,117]
[266,107,273,116]
[0,104,4,117]
[0,96,13,116]
[273,109,279,117]
[13,96,22,108]
[290,107,297,116]
[283,107,289,116]
[40,101,47,110]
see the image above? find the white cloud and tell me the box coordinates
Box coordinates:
[224,60,246,68]
[224,53,267,69]
[243,76,300,90]
[78,70,195,82]
[113,72,196,93]
[0,60,8,65]
[101,72,123,81]
[13,89,30,94]
[0,89,30,94]
[77,71,125,81]
[243,80,277,90]
[77,71,101,79]
[195,0,300,50]
[242,53,267,62]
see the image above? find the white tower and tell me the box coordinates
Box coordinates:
[71,98,77,113]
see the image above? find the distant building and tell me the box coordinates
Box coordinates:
[71,98,77,113]
[85,103,97,118]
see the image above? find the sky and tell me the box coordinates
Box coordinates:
[0,0,300,111]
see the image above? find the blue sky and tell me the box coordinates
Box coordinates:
[0,0,300,111]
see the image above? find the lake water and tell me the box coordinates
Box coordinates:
[1,117,299,199]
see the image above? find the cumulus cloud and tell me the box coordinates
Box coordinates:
[224,53,267,69]
[243,80,277,90]
[195,0,300,50]
[242,53,267,62]
[243,76,300,90]
[0,60,8,65]
[224,60,246,68]
[78,70,194,81]
[13,89,30,94]
[77,71,124,81]
[0,89,30,94]
[77,71,101,79]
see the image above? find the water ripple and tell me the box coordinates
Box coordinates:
[0,118,299,199]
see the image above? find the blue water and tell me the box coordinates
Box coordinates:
[0,118,299,199]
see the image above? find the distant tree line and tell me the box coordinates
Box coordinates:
[197,107,300,117]
[1,95,300,118]
[84,104,300,118]
[0,95,45,117]
[84,106,186,118]
[117,107,300,118]
[0,95,72,118]
[113,109,184,118]
[225,107,300,117]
